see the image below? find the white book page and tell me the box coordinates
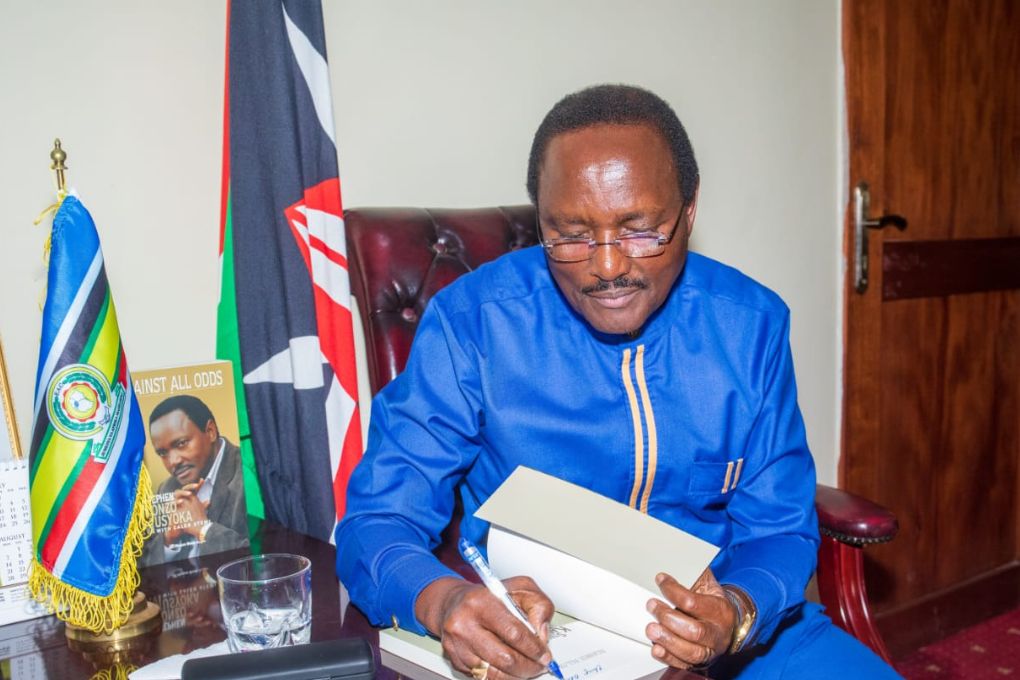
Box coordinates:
[380,615,666,680]
[487,527,659,644]
[548,620,666,680]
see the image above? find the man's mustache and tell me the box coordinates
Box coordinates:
[581,277,648,294]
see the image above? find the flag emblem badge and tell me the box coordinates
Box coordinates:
[45,363,124,462]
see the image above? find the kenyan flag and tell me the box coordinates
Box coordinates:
[217,0,363,540]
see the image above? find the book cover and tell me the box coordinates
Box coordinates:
[133,361,249,567]
[476,466,719,644]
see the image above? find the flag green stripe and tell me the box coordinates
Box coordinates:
[28,426,55,487]
[78,291,111,366]
[217,191,265,519]
[35,440,93,560]
[110,342,122,386]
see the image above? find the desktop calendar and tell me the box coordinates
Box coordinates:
[0,460,47,626]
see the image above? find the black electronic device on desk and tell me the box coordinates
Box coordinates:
[181,638,375,680]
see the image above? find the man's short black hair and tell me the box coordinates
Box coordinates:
[526,84,699,205]
[149,394,216,432]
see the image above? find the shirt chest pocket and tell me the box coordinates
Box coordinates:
[687,458,745,500]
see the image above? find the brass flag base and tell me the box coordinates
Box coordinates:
[65,591,162,667]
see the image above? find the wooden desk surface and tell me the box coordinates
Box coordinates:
[0,519,701,679]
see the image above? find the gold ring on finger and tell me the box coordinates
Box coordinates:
[689,647,714,670]
[470,661,490,680]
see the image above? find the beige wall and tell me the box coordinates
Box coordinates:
[0,2,226,455]
[0,1,843,483]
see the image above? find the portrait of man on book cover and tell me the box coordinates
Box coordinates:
[134,362,249,567]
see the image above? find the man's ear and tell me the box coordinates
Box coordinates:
[204,419,219,441]
[683,184,700,237]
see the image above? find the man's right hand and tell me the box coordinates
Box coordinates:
[164,483,209,543]
[415,576,556,680]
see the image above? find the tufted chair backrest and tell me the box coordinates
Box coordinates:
[345,206,539,395]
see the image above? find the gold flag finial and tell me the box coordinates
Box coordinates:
[35,138,71,276]
[35,139,70,226]
[50,138,68,196]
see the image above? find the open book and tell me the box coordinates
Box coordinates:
[379,467,720,680]
[381,613,666,680]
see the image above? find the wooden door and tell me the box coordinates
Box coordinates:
[842,0,1020,658]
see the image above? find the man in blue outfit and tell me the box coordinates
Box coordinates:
[336,85,900,679]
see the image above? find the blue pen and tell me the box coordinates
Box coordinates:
[458,538,565,680]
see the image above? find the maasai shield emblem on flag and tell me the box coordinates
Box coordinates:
[221,0,362,541]
[28,195,152,634]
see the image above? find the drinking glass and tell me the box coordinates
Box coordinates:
[216,553,312,652]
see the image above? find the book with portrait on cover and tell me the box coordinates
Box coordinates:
[133,361,249,567]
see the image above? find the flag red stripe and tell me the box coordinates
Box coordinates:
[306,233,349,269]
[312,289,359,401]
[40,455,107,569]
[116,346,128,388]
[285,200,358,398]
[283,179,362,522]
[305,178,343,216]
[332,410,362,520]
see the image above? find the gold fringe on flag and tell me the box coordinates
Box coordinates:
[28,466,154,635]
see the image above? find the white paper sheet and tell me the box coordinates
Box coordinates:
[487,527,660,644]
[128,641,231,680]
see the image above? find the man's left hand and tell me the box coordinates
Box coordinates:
[645,568,737,670]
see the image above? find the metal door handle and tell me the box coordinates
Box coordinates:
[854,182,907,293]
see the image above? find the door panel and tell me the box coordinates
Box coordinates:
[842,0,1020,656]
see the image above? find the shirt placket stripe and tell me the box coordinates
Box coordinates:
[621,347,645,509]
[635,344,658,514]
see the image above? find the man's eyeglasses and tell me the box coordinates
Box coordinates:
[538,210,684,263]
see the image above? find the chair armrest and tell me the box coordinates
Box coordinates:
[815,484,898,546]
[815,487,897,664]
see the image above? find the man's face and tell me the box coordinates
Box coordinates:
[150,409,218,486]
[537,123,697,335]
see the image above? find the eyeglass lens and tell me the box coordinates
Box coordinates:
[547,236,665,262]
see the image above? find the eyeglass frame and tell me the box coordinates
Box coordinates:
[536,207,686,263]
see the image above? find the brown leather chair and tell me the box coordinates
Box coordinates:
[345,205,898,663]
